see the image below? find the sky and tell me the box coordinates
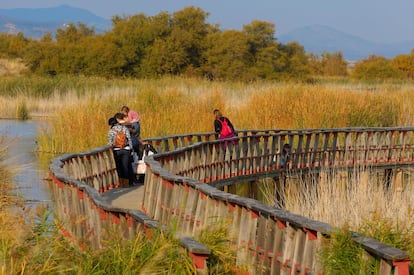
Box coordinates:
[2,0,414,44]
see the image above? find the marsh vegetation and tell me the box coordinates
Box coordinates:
[0,58,413,273]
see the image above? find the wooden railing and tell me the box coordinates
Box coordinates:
[155,127,414,187]
[49,127,413,275]
[49,147,211,273]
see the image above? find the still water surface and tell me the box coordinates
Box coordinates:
[0,119,53,209]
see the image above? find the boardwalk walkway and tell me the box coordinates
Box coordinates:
[101,184,144,210]
[50,128,414,274]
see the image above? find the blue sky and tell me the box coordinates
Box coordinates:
[2,0,414,43]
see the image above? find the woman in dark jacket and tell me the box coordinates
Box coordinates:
[108,113,133,187]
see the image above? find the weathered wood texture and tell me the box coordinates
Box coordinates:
[49,146,211,274]
[50,127,414,275]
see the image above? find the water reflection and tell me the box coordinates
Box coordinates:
[0,119,53,209]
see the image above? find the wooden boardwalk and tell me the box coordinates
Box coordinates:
[50,128,414,274]
[100,183,144,210]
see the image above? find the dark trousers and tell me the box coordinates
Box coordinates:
[113,149,133,182]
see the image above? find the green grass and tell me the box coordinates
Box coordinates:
[318,226,376,275]
[198,220,237,274]
[1,206,199,274]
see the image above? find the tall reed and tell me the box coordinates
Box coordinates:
[0,134,34,273]
[257,169,414,273]
[29,78,414,156]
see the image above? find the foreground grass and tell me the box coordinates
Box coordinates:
[1,209,197,274]
[1,205,234,274]
[0,132,235,274]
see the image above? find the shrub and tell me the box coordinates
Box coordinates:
[318,226,377,274]
[16,99,29,120]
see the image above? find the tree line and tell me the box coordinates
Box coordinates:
[1,6,413,81]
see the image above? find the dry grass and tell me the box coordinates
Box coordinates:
[0,135,16,209]
[1,76,414,127]
[257,168,413,234]
[256,169,414,272]
[282,169,414,230]
[0,135,35,272]
[1,75,414,271]
[25,78,414,156]
[2,76,413,230]
[0,58,27,77]
[237,85,414,129]
[277,169,414,272]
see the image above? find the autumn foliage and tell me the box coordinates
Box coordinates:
[0,6,413,81]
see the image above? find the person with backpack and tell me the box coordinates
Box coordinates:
[108,113,134,187]
[213,109,236,139]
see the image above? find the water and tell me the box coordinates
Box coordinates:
[0,119,53,209]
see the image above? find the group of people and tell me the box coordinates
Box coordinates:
[108,107,290,188]
[108,106,146,187]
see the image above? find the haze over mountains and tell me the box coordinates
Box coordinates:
[0,5,110,38]
[1,5,413,61]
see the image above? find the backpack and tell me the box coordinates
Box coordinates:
[114,129,126,148]
[220,118,233,137]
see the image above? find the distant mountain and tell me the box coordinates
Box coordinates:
[0,5,111,38]
[1,6,413,61]
[278,25,414,60]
